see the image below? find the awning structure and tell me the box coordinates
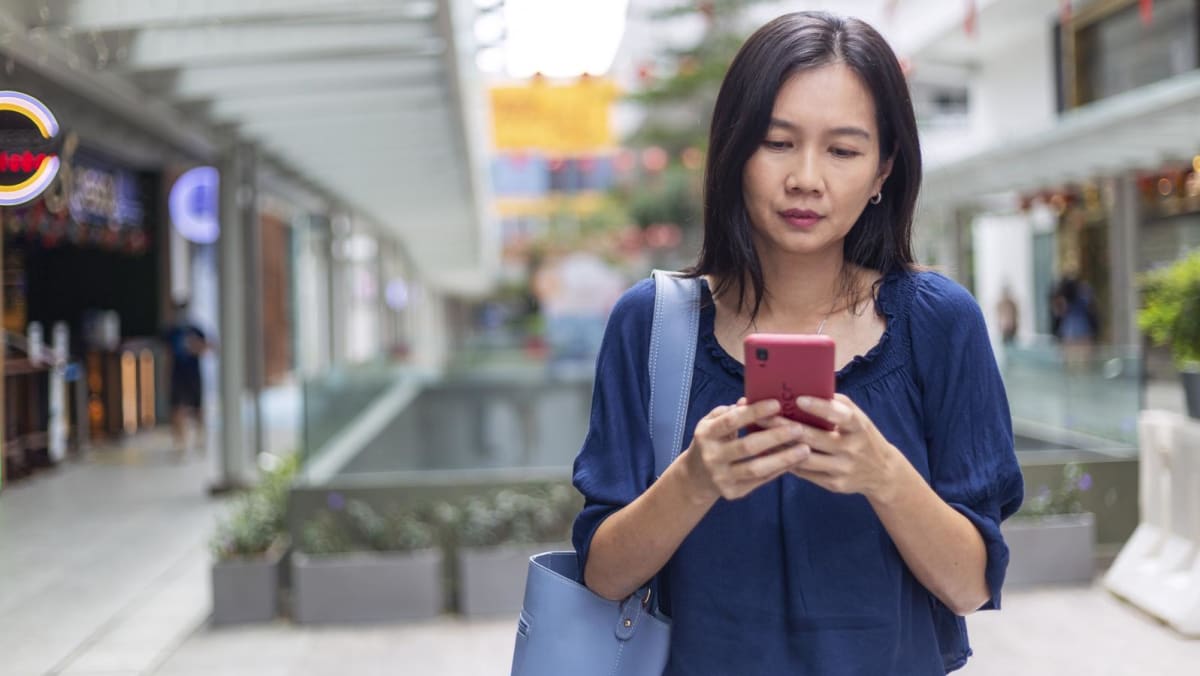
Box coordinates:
[921,69,1200,211]
[0,0,494,294]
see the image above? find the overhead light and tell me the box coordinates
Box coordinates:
[476,46,506,74]
[474,11,506,46]
[503,0,629,78]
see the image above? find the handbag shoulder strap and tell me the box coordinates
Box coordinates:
[649,270,701,477]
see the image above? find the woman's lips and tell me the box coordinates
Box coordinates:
[780,210,822,229]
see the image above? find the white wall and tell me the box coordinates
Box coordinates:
[972,29,1057,148]
[294,218,331,377]
[972,212,1036,361]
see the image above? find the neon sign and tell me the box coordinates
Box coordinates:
[169,166,220,244]
[0,91,61,207]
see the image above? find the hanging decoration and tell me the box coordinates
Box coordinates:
[1140,0,1154,26]
[964,0,978,38]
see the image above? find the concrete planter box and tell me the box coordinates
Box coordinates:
[211,545,285,625]
[291,549,442,624]
[1002,513,1096,588]
[458,543,569,618]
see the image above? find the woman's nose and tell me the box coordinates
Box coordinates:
[784,153,822,193]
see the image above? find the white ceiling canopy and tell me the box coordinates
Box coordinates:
[0,0,495,295]
[921,69,1200,211]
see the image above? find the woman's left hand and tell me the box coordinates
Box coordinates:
[789,394,904,502]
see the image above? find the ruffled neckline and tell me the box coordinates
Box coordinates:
[698,270,911,386]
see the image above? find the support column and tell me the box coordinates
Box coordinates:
[328,213,350,365]
[214,142,258,491]
[243,148,265,463]
[1109,173,1141,348]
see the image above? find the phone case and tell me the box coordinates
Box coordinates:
[743,333,836,431]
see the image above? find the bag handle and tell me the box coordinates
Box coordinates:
[649,270,701,477]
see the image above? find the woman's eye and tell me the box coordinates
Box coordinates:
[831,148,861,158]
[763,140,791,150]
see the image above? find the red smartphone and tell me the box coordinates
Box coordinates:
[743,333,836,431]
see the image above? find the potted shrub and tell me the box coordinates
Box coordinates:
[291,496,443,624]
[1139,250,1200,418]
[454,484,578,618]
[1002,463,1096,587]
[209,454,298,625]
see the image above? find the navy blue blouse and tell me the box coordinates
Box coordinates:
[572,269,1024,675]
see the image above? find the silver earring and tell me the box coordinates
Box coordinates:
[870,191,883,205]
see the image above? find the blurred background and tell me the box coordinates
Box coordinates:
[1,0,1199,674]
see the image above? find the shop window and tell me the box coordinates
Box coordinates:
[911,81,969,127]
[1062,0,1199,109]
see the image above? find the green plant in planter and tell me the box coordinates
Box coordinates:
[210,452,300,561]
[298,498,438,556]
[456,484,579,549]
[1016,463,1092,520]
[1138,249,1200,368]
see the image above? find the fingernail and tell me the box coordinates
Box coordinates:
[792,425,805,439]
[796,396,813,407]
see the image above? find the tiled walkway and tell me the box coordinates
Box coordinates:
[0,431,219,676]
[3,429,1199,675]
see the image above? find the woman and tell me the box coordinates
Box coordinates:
[572,12,1024,675]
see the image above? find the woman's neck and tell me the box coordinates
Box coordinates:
[766,249,847,312]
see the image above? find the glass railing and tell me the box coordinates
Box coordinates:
[299,361,418,472]
[1000,339,1142,456]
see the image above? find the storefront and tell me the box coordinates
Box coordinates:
[3,143,163,484]
[915,0,1200,452]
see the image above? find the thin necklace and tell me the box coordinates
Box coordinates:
[815,301,838,335]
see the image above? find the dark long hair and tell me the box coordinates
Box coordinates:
[685,12,921,320]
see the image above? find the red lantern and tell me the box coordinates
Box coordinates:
[641,147,669,173]
[636,62,655,85]
[1140,0,1153,26]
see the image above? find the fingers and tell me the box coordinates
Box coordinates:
[792,449,842,474]
[790,468,845,493]
[703,398,781,438]
[729,443,810,483]
[754,415,795,429]
[734,423,807,461]
[702,404,734,421]
[795,394,860,431]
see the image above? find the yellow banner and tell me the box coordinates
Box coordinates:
[490,79,618,153]
[494,193,608,218]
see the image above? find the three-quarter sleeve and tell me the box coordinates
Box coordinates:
[571,279,658,575]
[911,274,1024,611]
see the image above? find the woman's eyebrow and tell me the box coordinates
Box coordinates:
[828,126,872,140]
[767,118,872,141]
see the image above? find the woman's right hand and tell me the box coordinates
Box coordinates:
[683,398,811,502]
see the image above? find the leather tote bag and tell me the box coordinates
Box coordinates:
[509,271,700,676]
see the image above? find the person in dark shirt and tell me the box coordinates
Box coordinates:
[164,300,209,456]
[573,12,1023,675]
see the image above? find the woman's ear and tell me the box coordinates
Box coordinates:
[874,153,895,195]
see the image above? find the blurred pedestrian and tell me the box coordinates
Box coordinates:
[1050,268,1098,369]
[571,11,1022,675]
[163,300,210,457]
[996,285,1019,345]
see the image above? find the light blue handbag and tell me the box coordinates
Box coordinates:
[510,271,701,676]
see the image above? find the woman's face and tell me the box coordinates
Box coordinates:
[741,63,892,261]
